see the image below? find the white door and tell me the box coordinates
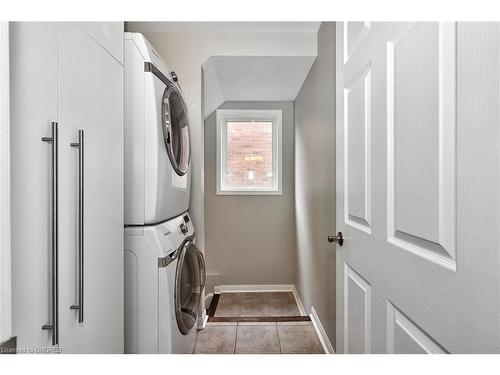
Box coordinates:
[58,22,124,353]
[335,22,500,353]
[10,22,59,352]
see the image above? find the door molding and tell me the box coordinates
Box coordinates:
[0,21,12,343]
[335,21,346,354]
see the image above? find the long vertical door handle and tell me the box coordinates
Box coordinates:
[41,122,59,345]
[70,130,84,323]
[197,249,206,291]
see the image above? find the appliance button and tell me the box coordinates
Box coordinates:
[180,223,188,234]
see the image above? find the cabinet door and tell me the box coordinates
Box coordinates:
[10,22,59,352]
[58,22,124,353]
[77,22,124,65]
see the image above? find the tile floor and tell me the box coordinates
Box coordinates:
[194,292,325,354]
[214,292,301,317]
[194,322,324,354]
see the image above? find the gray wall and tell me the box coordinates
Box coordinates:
[294,22,336,348]
[204,101,295,292]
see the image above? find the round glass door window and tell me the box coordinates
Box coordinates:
[161,84,191,176]
[174,241,205,334]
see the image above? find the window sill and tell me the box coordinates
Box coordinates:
[216,190,283,196]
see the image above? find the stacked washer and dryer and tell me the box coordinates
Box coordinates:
[123,33,206,354]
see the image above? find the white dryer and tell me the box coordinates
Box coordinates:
[124,212,206,354]
[124,32,191,225]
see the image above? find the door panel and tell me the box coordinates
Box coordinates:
[345,66,372,232]
[388,23,457,266]
[393,23,440,243]
[386,302,447,354]
[10,22,58,352]
[336,22,500,354]
[344,22,371,64]
[58,22,124,353]
[344,265,371,353]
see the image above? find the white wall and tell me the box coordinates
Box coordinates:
[0,21,12,343]
[202,58,225,119]
[125,24,317,254]
[204,101,295,291]
[294,22,336,348]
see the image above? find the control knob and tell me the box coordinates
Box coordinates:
[180,222,188,234]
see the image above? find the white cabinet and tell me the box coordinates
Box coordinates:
[77,22,124,65]
[10,22,124,353]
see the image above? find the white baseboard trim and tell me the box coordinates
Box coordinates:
[291,286,306,316]
[310,306,335,354]
[213,284,307,316]
[215,284,295,293]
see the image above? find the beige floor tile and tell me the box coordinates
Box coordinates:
[235,325,281,354]
[194,325,237,354]
[277,325,325,354]
[215,300,242,317]
[240,300,268,316]
[218,292,241,303]
[240,292,267,303]
[267,292,296,304]
[216,293,243,317]
[266,302,301,316]
[214,292,303,318]
[238,322,277,326]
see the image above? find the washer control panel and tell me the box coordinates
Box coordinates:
[180,213,191,234]
[148,212,194,257]
[179,222,188,234]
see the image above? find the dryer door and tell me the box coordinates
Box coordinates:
[174,240,205,334]
[161,84,190,176]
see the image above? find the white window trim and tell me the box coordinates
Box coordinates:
[216,109,282,196]
[0,22,12,343]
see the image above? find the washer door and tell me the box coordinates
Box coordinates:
[174,241,206,334]
[161,84,190,176]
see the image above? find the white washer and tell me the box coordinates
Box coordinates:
[124,212,205,354]
[124,32,191,225]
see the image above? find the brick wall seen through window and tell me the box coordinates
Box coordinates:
[225,121,273,188]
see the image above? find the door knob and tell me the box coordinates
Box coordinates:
[328,232,344,246]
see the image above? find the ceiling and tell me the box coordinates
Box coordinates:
[203,55,316,117]
[125,22,321,33]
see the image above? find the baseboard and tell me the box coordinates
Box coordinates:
[213,284,307,316]
[291,286,306,316]
[310,306,335,354]
[215,284,295,293]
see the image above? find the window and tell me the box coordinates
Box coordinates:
[216,109,282,195]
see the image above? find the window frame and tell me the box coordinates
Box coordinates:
[216,109,283,196]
